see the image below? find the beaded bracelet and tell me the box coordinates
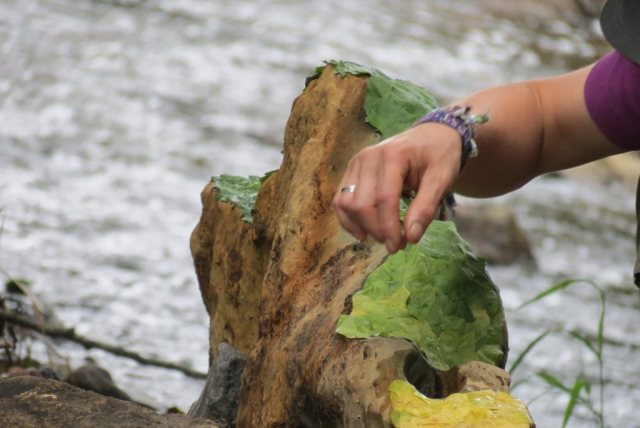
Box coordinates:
[413,105,489,169]
[412,105,489,214]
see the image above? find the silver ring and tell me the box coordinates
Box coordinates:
[341,185,356,193]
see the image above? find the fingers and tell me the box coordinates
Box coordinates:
[333,147,387,243]
[333,156,366,240]
[334,123,462,248]
[335,208,367,241]
[333,144,409,253]
[347,149,384,241]
[404,167,453,243]
[376,149,408,253]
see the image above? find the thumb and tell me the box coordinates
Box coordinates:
[404,168,452,243]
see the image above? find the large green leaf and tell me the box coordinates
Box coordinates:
[307,60,438,140]
[364,73,438,140]
[337,221,506,371]
[211,174,262,224]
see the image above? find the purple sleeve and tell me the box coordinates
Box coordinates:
[584,51,640,151]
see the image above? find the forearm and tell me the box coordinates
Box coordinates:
[454,66,627,198]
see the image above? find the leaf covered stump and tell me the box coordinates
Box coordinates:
[191,62,528,427]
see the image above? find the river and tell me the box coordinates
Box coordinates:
[0,0,638,426]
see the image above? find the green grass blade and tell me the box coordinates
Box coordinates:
[509,330,554,375]
[539,372,599,421]
[597,290,606,356]
[596,289,606,428]
[568,331,600,360]
[538,372,571,394]
[562,377,586,428]
[519,279,605,309]
[518,279,581,309]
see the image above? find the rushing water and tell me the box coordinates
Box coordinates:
[1,0,638,426]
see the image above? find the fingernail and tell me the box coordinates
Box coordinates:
[385,239,396,253]
[409,222,424,241]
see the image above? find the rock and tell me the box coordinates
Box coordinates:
[188,342,248,427]
[0,376,218,428]
[67,357,132,402]
[454,203,535,266]
[37,363,70,382]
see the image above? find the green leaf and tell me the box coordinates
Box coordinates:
[364,74,438,140]
[211,175,262,224]
[337,221,506,371]
[327,59,379,77]
[563,377,587,428]
[399,195,413,222]
[310,60,438,141]
[305,60,374,88]
[210,170,276,224]
[509,330,554,375]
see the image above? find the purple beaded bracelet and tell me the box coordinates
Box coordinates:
[412,105,489,214]
[413,105,489,169]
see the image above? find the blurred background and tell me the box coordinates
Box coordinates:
[1,0,639,425]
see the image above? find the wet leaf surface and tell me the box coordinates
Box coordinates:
[337,221,506,371]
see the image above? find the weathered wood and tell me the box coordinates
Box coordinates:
[440,361,512,396]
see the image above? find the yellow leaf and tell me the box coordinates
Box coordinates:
[389,380,533,428]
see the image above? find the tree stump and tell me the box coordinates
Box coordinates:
[190,66,530,427]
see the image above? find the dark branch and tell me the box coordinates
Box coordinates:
[0,309,207,379]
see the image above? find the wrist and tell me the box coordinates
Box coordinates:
[413,105,489,170]
[410,122,462,168]
[410,106,489,215]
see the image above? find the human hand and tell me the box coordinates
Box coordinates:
[333,123,462,253]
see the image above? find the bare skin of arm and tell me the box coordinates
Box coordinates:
[333,65,627,254]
